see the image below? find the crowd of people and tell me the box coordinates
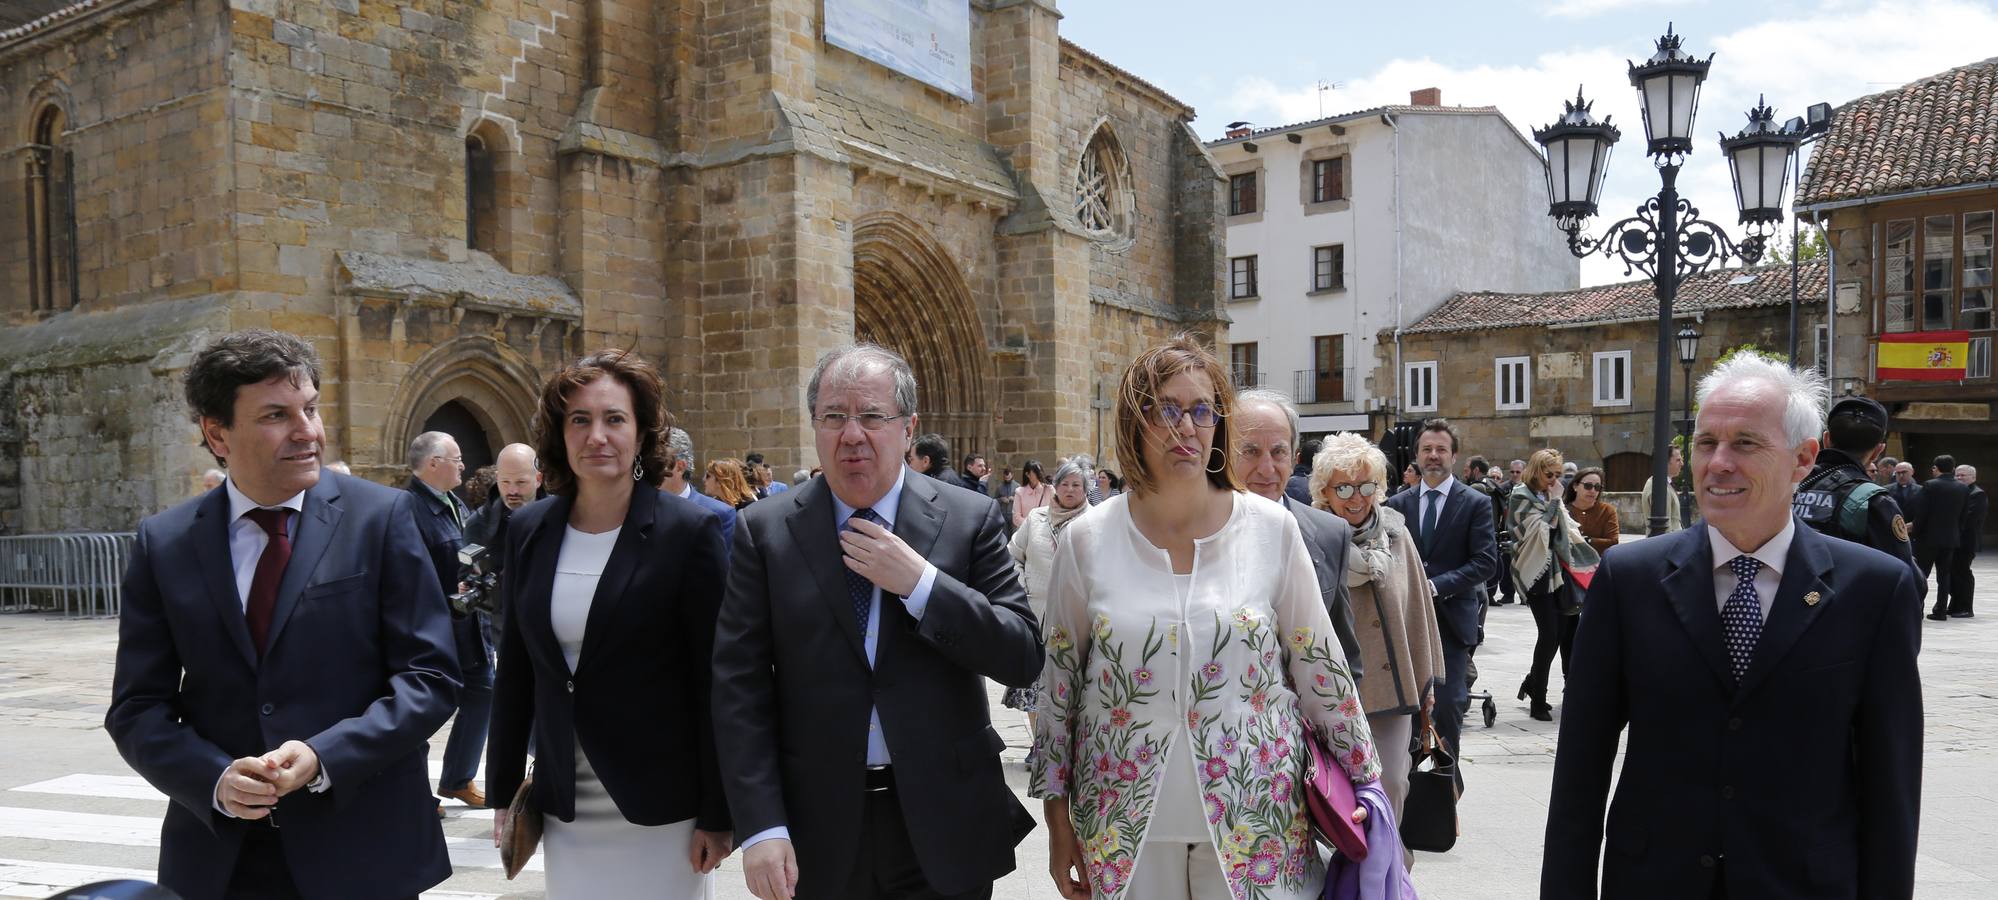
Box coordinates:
[99,326,1975,900]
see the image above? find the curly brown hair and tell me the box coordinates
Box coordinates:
[1114,334,1244,496]
[531,349,672,496]
[704,458,757,508]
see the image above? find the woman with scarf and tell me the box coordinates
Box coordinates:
[1006,460,1092,720]
[1507,449,1601,722]
[1310,433,1444,847]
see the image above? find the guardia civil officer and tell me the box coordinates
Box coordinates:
[1793,395,1925,605]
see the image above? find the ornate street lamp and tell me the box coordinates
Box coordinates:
[1675,322,1701,529]
[1534,24,1790,536]
[1721,98,1804,228]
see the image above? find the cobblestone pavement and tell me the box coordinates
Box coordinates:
[0,555,1990,898]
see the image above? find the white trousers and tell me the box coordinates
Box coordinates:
[1129,840,1232,900]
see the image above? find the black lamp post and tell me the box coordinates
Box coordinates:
[1534,24,1800,536]
[1675,322,1701,528]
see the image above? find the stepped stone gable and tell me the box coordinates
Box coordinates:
[0,0,1223,533]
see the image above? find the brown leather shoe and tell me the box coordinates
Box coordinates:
[440,783,487,809]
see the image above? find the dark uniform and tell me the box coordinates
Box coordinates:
[1793,397,1927,606]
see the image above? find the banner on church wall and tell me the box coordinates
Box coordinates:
[824,0,974,101]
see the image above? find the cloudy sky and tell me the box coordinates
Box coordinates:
[1061,0,1998,286]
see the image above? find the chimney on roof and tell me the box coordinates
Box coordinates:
[1225,125,1253,139]
[1410,87,1441,107]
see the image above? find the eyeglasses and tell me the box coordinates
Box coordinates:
[812,412,907,432]
[1329,482,1379,499]
[433,455,463,465]
[1143,401,1220,429]
[1577,482,1603,491]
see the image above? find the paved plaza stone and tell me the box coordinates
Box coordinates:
[0,555,1990,898]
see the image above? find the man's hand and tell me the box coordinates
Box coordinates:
[258,740,320,797]
[742,838,799,900]
[840,517,926,597]
[216,757,280,819]
[689,829,733,874]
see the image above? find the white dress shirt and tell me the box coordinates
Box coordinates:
[1705,518,1794,621]
[215,478,328,814]
[739,467,939,852]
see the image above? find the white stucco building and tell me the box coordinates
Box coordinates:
[1207,89,1578,438]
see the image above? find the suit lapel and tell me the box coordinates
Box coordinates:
[786,480,868,663]
[576,484,658,674]
[1734,525,1836,702]
[879,474,947,673]
[515,495,573,670]
[1661,530,1732,691]
[264,476,343,658]
[192,487,258,669]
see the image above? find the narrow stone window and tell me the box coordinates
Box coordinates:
[465,133,496,253]
[26,104,76,310]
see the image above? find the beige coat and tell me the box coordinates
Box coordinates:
[1347,505,1446,717]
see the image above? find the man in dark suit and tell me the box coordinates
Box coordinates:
[1947,464,1984,617]
[1543,356,1921,900]
[1234,389,1362,673]
[106,329,460,900]
[404,431,492,811]
[1384,418,1497,763]
[714,344,1041,900]
[910,432,970,491]
[1912,454,1972,621]
[1888,460,1921,512]
[461,443,541,653]
[663,426,739,559]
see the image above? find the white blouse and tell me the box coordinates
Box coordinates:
[1029,492,1378,900]
[550,526,620,673]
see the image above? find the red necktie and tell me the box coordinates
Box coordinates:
[243,508,293,658]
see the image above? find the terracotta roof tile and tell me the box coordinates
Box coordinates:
[1407,260,1828,335]
[1798,55,1998,207]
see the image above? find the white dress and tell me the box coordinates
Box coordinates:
[542,525,714,900]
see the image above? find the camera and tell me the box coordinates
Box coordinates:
[449,543,499,618]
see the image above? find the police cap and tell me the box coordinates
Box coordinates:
[1827,395,1889,431]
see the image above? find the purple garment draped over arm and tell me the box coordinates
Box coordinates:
[1324,779,1418,900]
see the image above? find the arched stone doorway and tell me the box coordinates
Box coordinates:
[383,336,539,481]
[851,213,993,463]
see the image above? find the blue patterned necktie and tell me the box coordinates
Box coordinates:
[1419,489,1442,551]
[1722,556,1764,682]
[843,508,881,633]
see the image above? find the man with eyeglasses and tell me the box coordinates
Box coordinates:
[714,343,1040,900]
[404,431,492,813]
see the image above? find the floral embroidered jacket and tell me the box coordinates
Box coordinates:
[1029,493,1380,900]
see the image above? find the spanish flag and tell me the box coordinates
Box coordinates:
[1878,331,1970,381]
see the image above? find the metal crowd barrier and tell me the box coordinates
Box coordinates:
[0,532,134,617]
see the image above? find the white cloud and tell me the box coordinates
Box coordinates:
[1215,0,1998,287]
[1542,0,1692,20]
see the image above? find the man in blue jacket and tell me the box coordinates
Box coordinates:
[107,329,459,899]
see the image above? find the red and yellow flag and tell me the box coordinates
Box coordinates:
[1878,331,1970,381]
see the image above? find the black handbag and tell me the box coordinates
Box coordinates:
[1400,710,1460,853]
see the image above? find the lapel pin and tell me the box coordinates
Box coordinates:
[1803,591,1821,607]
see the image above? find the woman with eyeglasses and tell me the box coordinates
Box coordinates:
[1030,336,1377,900]
[1506,449,1601,722]
[1308,432,1443,849]
[1563,466,1620,557]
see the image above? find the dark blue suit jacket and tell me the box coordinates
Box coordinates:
[106,473,460,900]
[404,477,489,674]
[684,485,738,563]
[486,483,732,829]
[1385,478,1498,646]
[1542,521,1922,900]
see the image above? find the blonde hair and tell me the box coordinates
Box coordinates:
[1526,448,1565,493]
[1309,432,1388,511]
[1113,335,1243,496]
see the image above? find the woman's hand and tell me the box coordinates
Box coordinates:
[1350,805,1370,824]
[492,807,509,848]
[1044,797,1091,898]
[689,828,734,873]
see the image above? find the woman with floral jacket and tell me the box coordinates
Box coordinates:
[1031,337,1379,900]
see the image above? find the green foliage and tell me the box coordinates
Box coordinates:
[1763,224,1828,265]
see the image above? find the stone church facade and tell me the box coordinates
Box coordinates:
[0,0,1225,533]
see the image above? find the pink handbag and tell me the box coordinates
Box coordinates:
[1303,730,1369,860]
